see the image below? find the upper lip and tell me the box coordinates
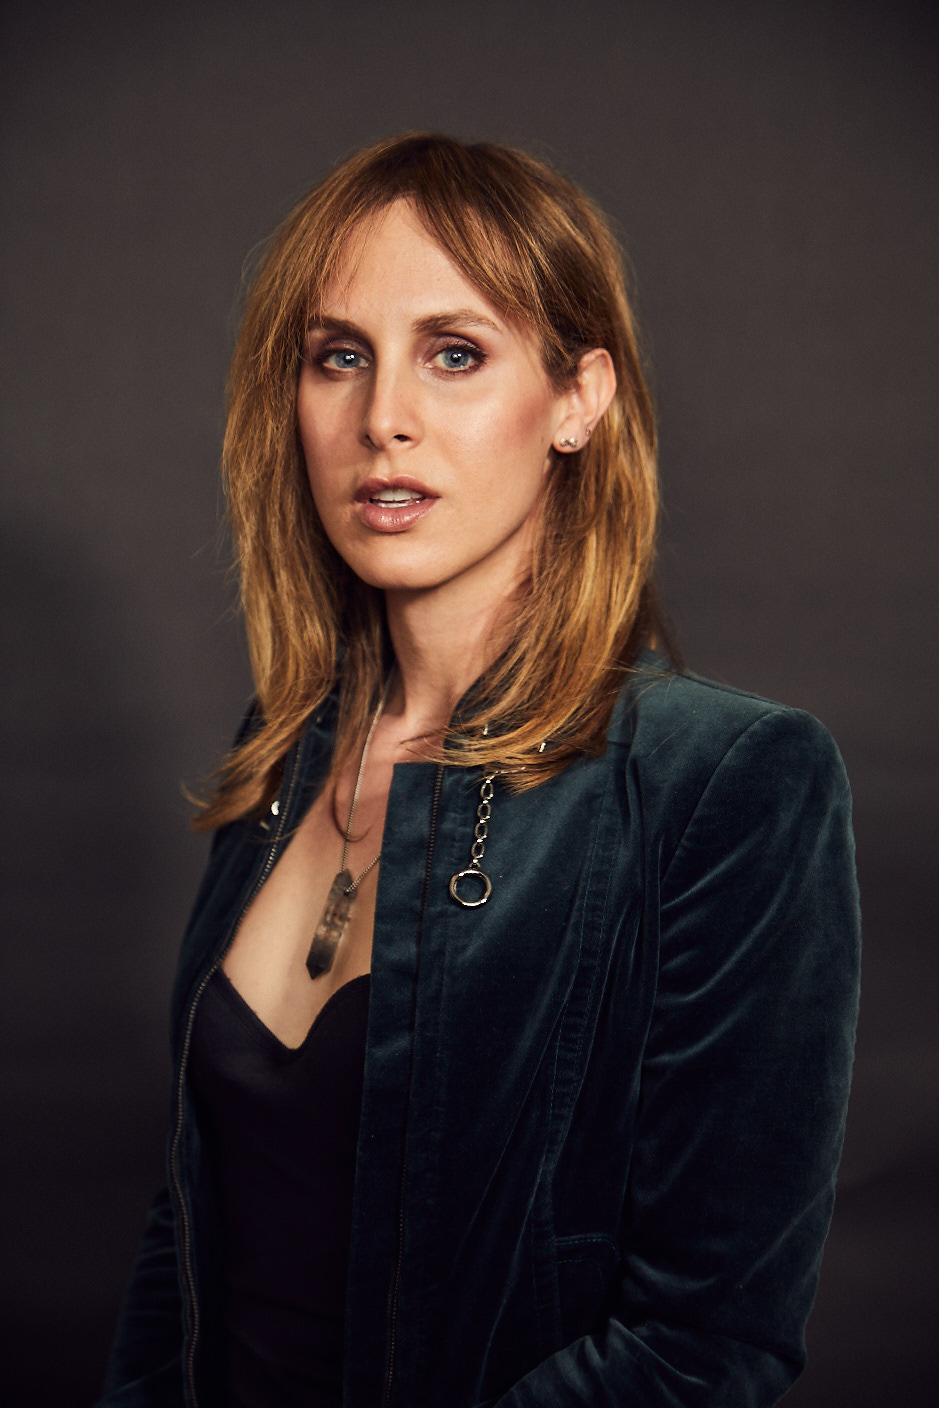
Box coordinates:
[354,475,438,503]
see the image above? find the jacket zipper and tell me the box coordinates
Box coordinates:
[169,743,304,1407]
[382,761,444,1408]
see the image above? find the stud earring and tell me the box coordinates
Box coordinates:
[558,436,579,449]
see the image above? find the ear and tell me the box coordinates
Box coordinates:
[552,349,617,453]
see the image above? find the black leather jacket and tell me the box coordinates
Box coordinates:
[99,658,860,1407]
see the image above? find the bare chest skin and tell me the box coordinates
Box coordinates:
[222,720,414,1049]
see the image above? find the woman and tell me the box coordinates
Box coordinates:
[99,134,860,1408]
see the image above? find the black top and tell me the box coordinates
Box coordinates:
[190,966,371,1408]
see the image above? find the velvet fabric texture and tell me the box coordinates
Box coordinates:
[99,657,860,1407]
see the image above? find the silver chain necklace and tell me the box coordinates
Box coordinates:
[305,678,391,980]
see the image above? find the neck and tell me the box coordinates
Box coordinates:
[383,579,517,737]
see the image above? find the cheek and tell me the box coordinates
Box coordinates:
[296,389,350,500]
[444,377,555,473]
[298,391,328,457]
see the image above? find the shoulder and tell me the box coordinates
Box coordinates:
[608,655,852,870]
[610,652,844,771]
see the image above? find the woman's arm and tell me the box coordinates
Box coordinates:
[489,708,861,1407]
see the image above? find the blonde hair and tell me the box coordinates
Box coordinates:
[196,133,667,830]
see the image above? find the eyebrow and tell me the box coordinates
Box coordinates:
[308,308,503,338]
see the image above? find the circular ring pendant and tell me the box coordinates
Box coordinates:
[448,867,493,908]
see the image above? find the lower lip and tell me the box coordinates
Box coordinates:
[356,496,438,533]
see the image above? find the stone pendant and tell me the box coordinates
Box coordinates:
[306,869,355,980]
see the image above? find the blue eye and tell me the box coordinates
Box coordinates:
[322,348,367,371]
[435,343,482,372]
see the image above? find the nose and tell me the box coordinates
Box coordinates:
[360,358,422,452]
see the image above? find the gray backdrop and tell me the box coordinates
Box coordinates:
[1,1,936,1403]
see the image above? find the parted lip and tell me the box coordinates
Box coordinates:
[354,475,439,503]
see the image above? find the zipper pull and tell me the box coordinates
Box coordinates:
[449,774,495,908]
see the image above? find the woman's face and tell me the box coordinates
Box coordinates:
[297,200,573,604]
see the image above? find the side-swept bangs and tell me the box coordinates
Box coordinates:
[197,133,666,829]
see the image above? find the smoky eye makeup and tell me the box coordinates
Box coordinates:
[317,345,370,372]
[303,324,372,372]
[301,318,491,376]
[427,336,487,374]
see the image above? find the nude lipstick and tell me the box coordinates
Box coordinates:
[354,476,439,533]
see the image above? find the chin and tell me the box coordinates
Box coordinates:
[332,536,453,594]
[349,564,450,594]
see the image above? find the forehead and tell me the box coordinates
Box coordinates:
[323,200,502,323]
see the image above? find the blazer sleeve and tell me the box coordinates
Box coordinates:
[96,1184,185,1405]
[489,708,861,1407]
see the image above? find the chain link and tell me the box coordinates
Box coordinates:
[469,777,494,863]
[449,773,497,908]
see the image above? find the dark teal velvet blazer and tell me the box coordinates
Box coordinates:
[100,657,860,1407]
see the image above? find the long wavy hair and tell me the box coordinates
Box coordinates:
[195,133,669,830]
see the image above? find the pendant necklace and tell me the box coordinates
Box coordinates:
[306,677,391,981]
